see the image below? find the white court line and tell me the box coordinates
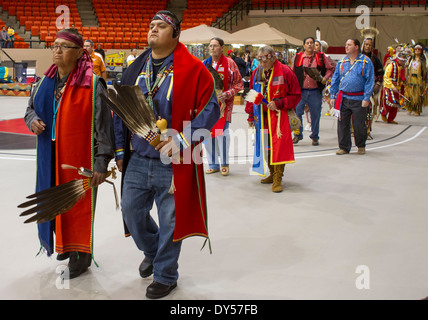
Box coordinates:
[1,127,426,162]
[365,126,427,151]
[0,156,35,161]
[295,126,427,159]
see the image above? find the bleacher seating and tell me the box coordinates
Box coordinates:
[2,0,425,49]
[0,0,168,49]
[1,0,82,48]
[92,0,168,49]
[0,18,29,48]
[181,0,239,30]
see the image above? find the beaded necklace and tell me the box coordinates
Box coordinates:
[144,56,174,110]
[52,83,67,141]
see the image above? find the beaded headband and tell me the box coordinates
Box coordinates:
[153,13,178,32]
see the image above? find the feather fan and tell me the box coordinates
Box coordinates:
[18,179,91,224]
[242,89,301,132]
[206,63,226,116]
[101,84,161,146]
[18,165,119,224]
[243,88,268,105]
[304,67,324,82]
[206,64,223,92]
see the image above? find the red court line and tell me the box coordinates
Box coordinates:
[0,118,34,135]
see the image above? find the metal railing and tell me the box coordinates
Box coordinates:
[212,0,251,31]
[369,0,427,10]
[249,0,352,12]
[249,0,426,12]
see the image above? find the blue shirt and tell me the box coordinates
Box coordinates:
[330,53,375,102]
[114,51,219,160]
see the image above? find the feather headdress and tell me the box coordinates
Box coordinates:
[314,27,328,52]
[18,165,119,224]
[361,27,379,40]
[315,27,321,41]
[101,84,162,146]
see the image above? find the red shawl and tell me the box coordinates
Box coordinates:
[55,71,96,254]
[171,43,216,241]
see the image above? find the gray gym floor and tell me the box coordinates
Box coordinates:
[1,95,427,300]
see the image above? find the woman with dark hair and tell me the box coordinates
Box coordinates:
[406,43,427,115]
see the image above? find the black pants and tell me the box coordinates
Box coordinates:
[337,98,368,152]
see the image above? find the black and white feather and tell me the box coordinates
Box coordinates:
[101,84,160,145]
[18,179,91,224]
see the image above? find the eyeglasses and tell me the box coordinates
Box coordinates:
[257,54,273,62]
[50,45,80,51]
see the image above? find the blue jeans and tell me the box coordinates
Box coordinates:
[295,89,322,140]
[205,121,230,170]
[121,153,181,286]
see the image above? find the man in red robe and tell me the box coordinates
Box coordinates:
[245,46,301,192]
[113,11,220,299]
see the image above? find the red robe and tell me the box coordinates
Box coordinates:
[55,74,96,254]
[33,71,98,255]
[171,43,216,241]
[245,60,301,164]
[119,42,216,243]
